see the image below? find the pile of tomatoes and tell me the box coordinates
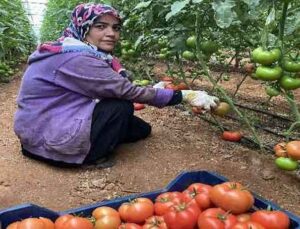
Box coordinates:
[274,140,300,171]
[6,181,292,229]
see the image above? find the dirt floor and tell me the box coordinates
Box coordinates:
[0,66,300,220]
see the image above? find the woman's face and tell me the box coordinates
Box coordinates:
[85,14,121,52]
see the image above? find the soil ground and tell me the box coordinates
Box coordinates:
[0,65,300,220]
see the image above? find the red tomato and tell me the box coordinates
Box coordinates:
[142,216,168,229]
[250,210,290,229]
[154,192,183,216]
[61,217,93,229]
[160,76,174,82]
[165,83,179,90]
[182,183,212,210]
[232,221,266,229]
[134,103,145,111]
[7,221,20,229]
[92,206,120,219]
[222,131,242,142]
[165,82,188,90]
[118,198,154,224]
[94,215,121,229]
[163,200,200,229]
[39,217,55,228]
[286,140,300,160]
[209,182,254,214]
[119,223,143,229]
[273,142,287,157]
[236,213,252,223]
[198,208,237,229]
[17,218,45,229]
[54,214,74,228]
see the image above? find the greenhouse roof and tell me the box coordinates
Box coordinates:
[21,0,48,38]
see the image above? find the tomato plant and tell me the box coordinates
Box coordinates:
[222,131,242,142]
[200,41,219,55]
[210,182,254,214]
[255,66,282,81]
[118,198,154,224]
[197,208,237,229]
[251,210,290,229]
[275,157,298,171]
[286,140,300,160]
[251,47,281,65]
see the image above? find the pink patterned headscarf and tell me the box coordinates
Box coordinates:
[61,3,121,41]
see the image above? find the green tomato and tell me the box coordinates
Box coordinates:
[251,47,281,65]
[255,66,282,81]
[265,86,280,97]
[182,50,195,60]
[140,79,150,86]
[200,41,218,54]
[158,38,168,48]
[275,157,298,171]
[158,53,167,60]
[186,35,196,48]
[132,79,142,86]
[282,58,300,72]
[279,75,300,90]
[160,48,169,54]
[127,49,136,56]
[121,40,131,49]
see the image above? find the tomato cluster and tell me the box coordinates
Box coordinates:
[274,140,300,171]
[7,181,291,229]
[251,47,300,95]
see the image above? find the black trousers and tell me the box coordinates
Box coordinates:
[22,99,151,167]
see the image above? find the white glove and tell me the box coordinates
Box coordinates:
[182,90,219,111]
[153,81,167,89]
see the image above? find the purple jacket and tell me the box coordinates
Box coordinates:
[14,51,174,164]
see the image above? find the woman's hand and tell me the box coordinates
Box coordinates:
[181,90,219,111]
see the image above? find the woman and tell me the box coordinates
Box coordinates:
[14,3,219,168]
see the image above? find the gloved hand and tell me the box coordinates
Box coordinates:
[153,81,167,89]
[181,90,219,111]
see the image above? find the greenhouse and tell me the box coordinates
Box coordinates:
[0,1,300,228]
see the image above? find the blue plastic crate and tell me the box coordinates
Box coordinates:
[0,170,299,228]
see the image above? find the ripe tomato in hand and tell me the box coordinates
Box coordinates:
[250,210,290,229]
[182,183,212,210]
[119,198,154,224]
[210,182,254,214]
[222,131,242,142]
[134,103,145,111]
[198,208,237,229]
[154,192,183,216]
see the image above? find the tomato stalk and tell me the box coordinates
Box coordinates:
[283,92,300,139]
[194,10,262,149]
[233,74,248,97]
[279,1,289,52]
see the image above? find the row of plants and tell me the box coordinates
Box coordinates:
[0,0,36,82]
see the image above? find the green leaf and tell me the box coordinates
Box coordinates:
[165,0,189,21]
[266,6,276,26]
[192,0,204,3]
[211,0,237,28]
[134,1,152,10]
[241,0,260,8]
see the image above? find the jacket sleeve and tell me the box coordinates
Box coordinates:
[54,53,174,107]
